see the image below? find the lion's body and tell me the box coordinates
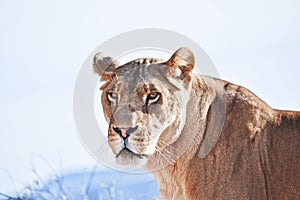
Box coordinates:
[152,75,300,200]
[94,48,300,200]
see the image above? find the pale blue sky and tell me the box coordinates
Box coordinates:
[0,0,299,192]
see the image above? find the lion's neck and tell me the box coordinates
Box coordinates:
[147,75,300,200]
[148,75,218,199]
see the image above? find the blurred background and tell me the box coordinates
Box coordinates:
[0,0,299,193]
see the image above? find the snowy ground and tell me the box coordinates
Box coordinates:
[0,168,160,200]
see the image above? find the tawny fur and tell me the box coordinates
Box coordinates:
[151,75,300,199]
[94,48,300,200]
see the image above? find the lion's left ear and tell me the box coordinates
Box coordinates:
[167,47,195,82]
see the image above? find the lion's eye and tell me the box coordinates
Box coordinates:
[107,92,118,103]
[146,92,160,104]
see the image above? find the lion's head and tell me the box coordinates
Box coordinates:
[94,48,195,166]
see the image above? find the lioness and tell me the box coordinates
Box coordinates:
[93,47,300,199]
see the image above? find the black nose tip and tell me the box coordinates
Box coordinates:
[113,126,138,139]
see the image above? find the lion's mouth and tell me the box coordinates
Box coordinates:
[116,147,147,159]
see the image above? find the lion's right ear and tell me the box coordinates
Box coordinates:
[93,52,120,81]
[166,47,195,83]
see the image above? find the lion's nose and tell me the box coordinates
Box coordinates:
[113,126,138,140]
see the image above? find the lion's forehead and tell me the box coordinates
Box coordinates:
[115,81,166,103]
[116,70,167,93]
[116,57,166,79]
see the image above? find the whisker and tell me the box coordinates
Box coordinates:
[147,134,178,156]
[96,140,114,162]
[146,137,175,160]
[154,147,176,165]
[145,134,179,166]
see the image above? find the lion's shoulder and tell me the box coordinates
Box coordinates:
[220,80,300,143]
[210,79,299,140]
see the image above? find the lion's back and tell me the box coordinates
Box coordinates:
[263,110,300,199]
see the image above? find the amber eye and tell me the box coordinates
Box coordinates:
[146,92,160,104]
[107,92,118,103]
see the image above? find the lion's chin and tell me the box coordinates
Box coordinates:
[115,148,148,166]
